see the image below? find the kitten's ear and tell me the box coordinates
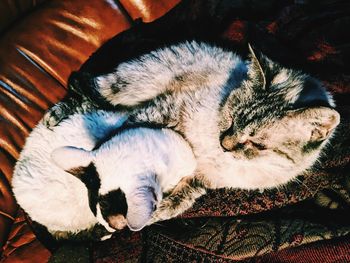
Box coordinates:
[290,107,340,142]
[51,146,93,177]
[247,44,266,89]
[127,182,159,231]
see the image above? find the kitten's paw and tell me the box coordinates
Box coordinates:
[148,208,173,225]
[42,102,68,128]
[148,196,183,224]
[148,182,206,225]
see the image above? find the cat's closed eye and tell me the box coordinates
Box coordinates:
[233,140,266,151]
[221,133,267,152]
[250,141,267,150]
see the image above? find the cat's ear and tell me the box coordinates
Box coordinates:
[127,183,158,231]
[51,146,93,177]
[247,44,266,89]
[288,107,340,142]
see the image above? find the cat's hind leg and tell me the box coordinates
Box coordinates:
[43,72,104,128]
[42,95,97,128]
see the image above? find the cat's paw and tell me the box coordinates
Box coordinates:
[148,208,173,225]
[42,102,68,128]
[148,181,207,225]
[148,196,184,224]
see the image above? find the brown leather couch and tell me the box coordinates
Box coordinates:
[1,0,350,262]
[0,1,179,261]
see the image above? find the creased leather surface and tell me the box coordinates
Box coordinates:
[0,0,133,261]
[1,209,51,263]
[0,0,47,33]
[119,0,180,22]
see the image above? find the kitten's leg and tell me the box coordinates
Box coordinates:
[149,174,210,224]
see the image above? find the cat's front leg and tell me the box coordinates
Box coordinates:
[149,174,210,224]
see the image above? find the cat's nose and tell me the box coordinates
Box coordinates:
[221,135,246,151]
[221,135,235,151]
[107,214,127,230]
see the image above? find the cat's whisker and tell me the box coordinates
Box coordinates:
[279,183,288,192]
[294,177,313,195]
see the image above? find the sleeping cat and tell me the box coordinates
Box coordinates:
[12,110,196,239]
[44,41,340,224]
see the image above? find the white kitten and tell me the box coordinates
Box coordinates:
[12,110,196,239]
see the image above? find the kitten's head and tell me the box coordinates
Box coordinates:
[51,145,161,232]
[219,45,340,188]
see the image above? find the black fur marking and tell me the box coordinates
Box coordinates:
[111,76,130,94]
[68,163,101,216]
[294,77,331,109]
[273,149,295,163]
[302,140,323,154]
[68,71,115,110]
[99,189,128,220]
[29,220,60,252]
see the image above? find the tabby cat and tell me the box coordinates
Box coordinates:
[44,41,340,223]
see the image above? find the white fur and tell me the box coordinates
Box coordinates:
[271,70,289,85]
[53,126,197,231]
[96,128,196,230]
[51,146,92,171]
[12,110,196,234]
[12,111,126,233]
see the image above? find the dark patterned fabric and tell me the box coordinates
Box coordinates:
[93,230,142,263]
[84,0,350,261]
[144,201,350,261]
[254,235,350,263]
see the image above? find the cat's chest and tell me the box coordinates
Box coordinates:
[178,94,224,156]
[173,91,246,186]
